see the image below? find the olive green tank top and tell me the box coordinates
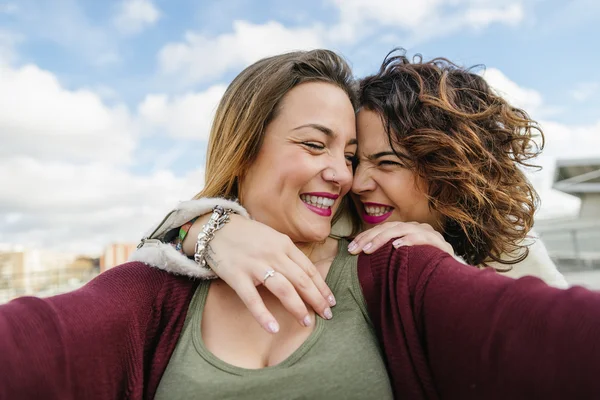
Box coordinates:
[155,240,393,400]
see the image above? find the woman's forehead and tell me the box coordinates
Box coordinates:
[357,110,390,151]
[272,82,357,142]
[356,110,412,158]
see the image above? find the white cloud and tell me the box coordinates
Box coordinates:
[0,63,137,164]
[157,1,527,87]
[0,59,213,254]
[482,67,545,116]
[531,120,600,219]
[138,85,226,139]
[113,0,161,36]
[328,0,525,43]
[158,20,326,85]
[0,157,204,254]
[330,0,439,33]
[464,3,524,29]
[539,120,600,161]
[570,82,599,102]
[477,67,600,219]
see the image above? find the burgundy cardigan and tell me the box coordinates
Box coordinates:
[1,243,599,399]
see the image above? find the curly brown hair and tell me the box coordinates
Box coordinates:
[359,48,543,267]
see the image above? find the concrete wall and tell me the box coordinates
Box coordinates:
[580,192,600,219]
[563,270,600,290]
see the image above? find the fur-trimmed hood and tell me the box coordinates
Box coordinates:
[129,198,249,279]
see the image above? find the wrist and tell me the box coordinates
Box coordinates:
[182,212,247,256]
[193,206,233,268]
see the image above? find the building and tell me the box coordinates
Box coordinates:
[535,157,600,289]
[100,243,138,273]
[0,245,97,303]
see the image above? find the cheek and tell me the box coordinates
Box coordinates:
[381,172,415,205]
[382,172,430,212]
[277,152,312,184]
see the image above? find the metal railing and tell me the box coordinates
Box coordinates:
[0,268,99,304]
[536,220,600,272]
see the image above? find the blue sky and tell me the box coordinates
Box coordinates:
[1,0,599,254]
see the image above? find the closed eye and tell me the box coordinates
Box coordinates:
[302,142,326,150]
[378,160,404,167]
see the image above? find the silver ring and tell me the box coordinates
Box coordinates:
[263,268,276,285]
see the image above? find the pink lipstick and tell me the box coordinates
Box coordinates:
[361,202,394,224]
[303,203,332,217]
[300,192,339,217]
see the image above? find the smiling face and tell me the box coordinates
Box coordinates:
[352,109,442,230]
[239,81,357,244]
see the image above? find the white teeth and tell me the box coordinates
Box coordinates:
[365,205,393,216]
[300,194,335,209]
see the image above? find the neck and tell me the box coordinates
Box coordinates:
[295,237,337,264]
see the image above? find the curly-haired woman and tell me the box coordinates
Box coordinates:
[134,49,566,334]
[348,51,561,272]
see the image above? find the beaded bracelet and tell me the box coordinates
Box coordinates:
[172,217,199,254]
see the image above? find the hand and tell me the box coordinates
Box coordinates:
[347,221,454,256]
[183,214,335,334]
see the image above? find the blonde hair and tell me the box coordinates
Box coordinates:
[194,50,357,205]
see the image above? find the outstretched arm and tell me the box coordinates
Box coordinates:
[360,243,600,399]
[0,263,184,400]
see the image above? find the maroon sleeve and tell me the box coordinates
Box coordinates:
[0,263,171,400]
[359,243,600,399]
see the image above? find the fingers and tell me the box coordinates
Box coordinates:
[361,227,411,254]
[347,225,388,254]
[260,268,323,328]
[287,243,336,307]
[393,232,454,256]
[229,280,281,334]
[348,221,451,255]
[279,253,334,321]
[348,222,404,254]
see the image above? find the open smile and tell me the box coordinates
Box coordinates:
[361,202,394,224]
[300,192,339,217]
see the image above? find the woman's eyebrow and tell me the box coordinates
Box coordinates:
[293,123,334,137]
[293,123,357,145]
[366,150,412,163]
[367,151,397,161]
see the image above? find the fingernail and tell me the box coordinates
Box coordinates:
[303,315,312,327]
[347,242,358,252]
[324,308,333,320]
[393,239,403,248]
[267,321,280,333]
[362,242,373,252]
[328,294,337,306]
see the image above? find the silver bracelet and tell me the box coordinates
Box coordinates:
[194,206,233,268]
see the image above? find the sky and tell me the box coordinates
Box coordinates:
[1,0,599,255]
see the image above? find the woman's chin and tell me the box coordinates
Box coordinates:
[293,229,330,244]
